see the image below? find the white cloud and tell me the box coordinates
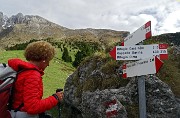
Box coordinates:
[159,10,180,34]
[1,0,180,35]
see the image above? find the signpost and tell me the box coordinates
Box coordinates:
[121,56,163,118]
[109,21,168,118]
[121,21,152,46]
[122,56,163,78]
[138,75,146,118]
[109,44,168,60]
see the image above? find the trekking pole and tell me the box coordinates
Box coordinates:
[56,88,63,118]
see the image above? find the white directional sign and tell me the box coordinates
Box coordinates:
[121,21,152,46]
[122,56,163,78]
[109,44,168,60]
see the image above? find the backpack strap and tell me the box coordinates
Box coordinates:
[14,103,24,112]
[2,63,7,67]
[0,77,16,93]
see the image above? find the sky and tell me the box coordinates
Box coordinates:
[1,0,180,35]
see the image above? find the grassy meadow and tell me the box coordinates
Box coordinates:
[0,49,75,98]
[1,46,180,117]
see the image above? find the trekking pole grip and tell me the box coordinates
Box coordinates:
[56,88,63,93]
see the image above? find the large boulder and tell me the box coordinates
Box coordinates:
[63,54,180,118]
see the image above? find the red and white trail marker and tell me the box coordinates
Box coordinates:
[122,56,163,78]
[121,21,152,46]
[104,99,118,118]
[109,44,168,60]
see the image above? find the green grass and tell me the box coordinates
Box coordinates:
[157,49,180,97]
[43,57,75,97]
[0,49,75,97]
[0,50,26,62]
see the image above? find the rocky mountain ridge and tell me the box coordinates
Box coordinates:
[0,12,129,49]
[0,12,68,31]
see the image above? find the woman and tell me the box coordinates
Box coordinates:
[8,41,63,118]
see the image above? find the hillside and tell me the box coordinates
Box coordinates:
[0,12,129,50]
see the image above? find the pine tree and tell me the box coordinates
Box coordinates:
[62,47,72,62]
[73,51,84,67]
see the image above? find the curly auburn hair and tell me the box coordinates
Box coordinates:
[24,41,55,61]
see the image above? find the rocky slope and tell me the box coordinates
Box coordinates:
[63,53,180,118]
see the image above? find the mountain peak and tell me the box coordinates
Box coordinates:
[0,12,128,49]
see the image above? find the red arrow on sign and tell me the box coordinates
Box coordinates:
[109,47,116,60]
[155,56,163,73]
[122,56,163,78]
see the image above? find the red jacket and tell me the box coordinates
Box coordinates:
[8,58,58,114]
